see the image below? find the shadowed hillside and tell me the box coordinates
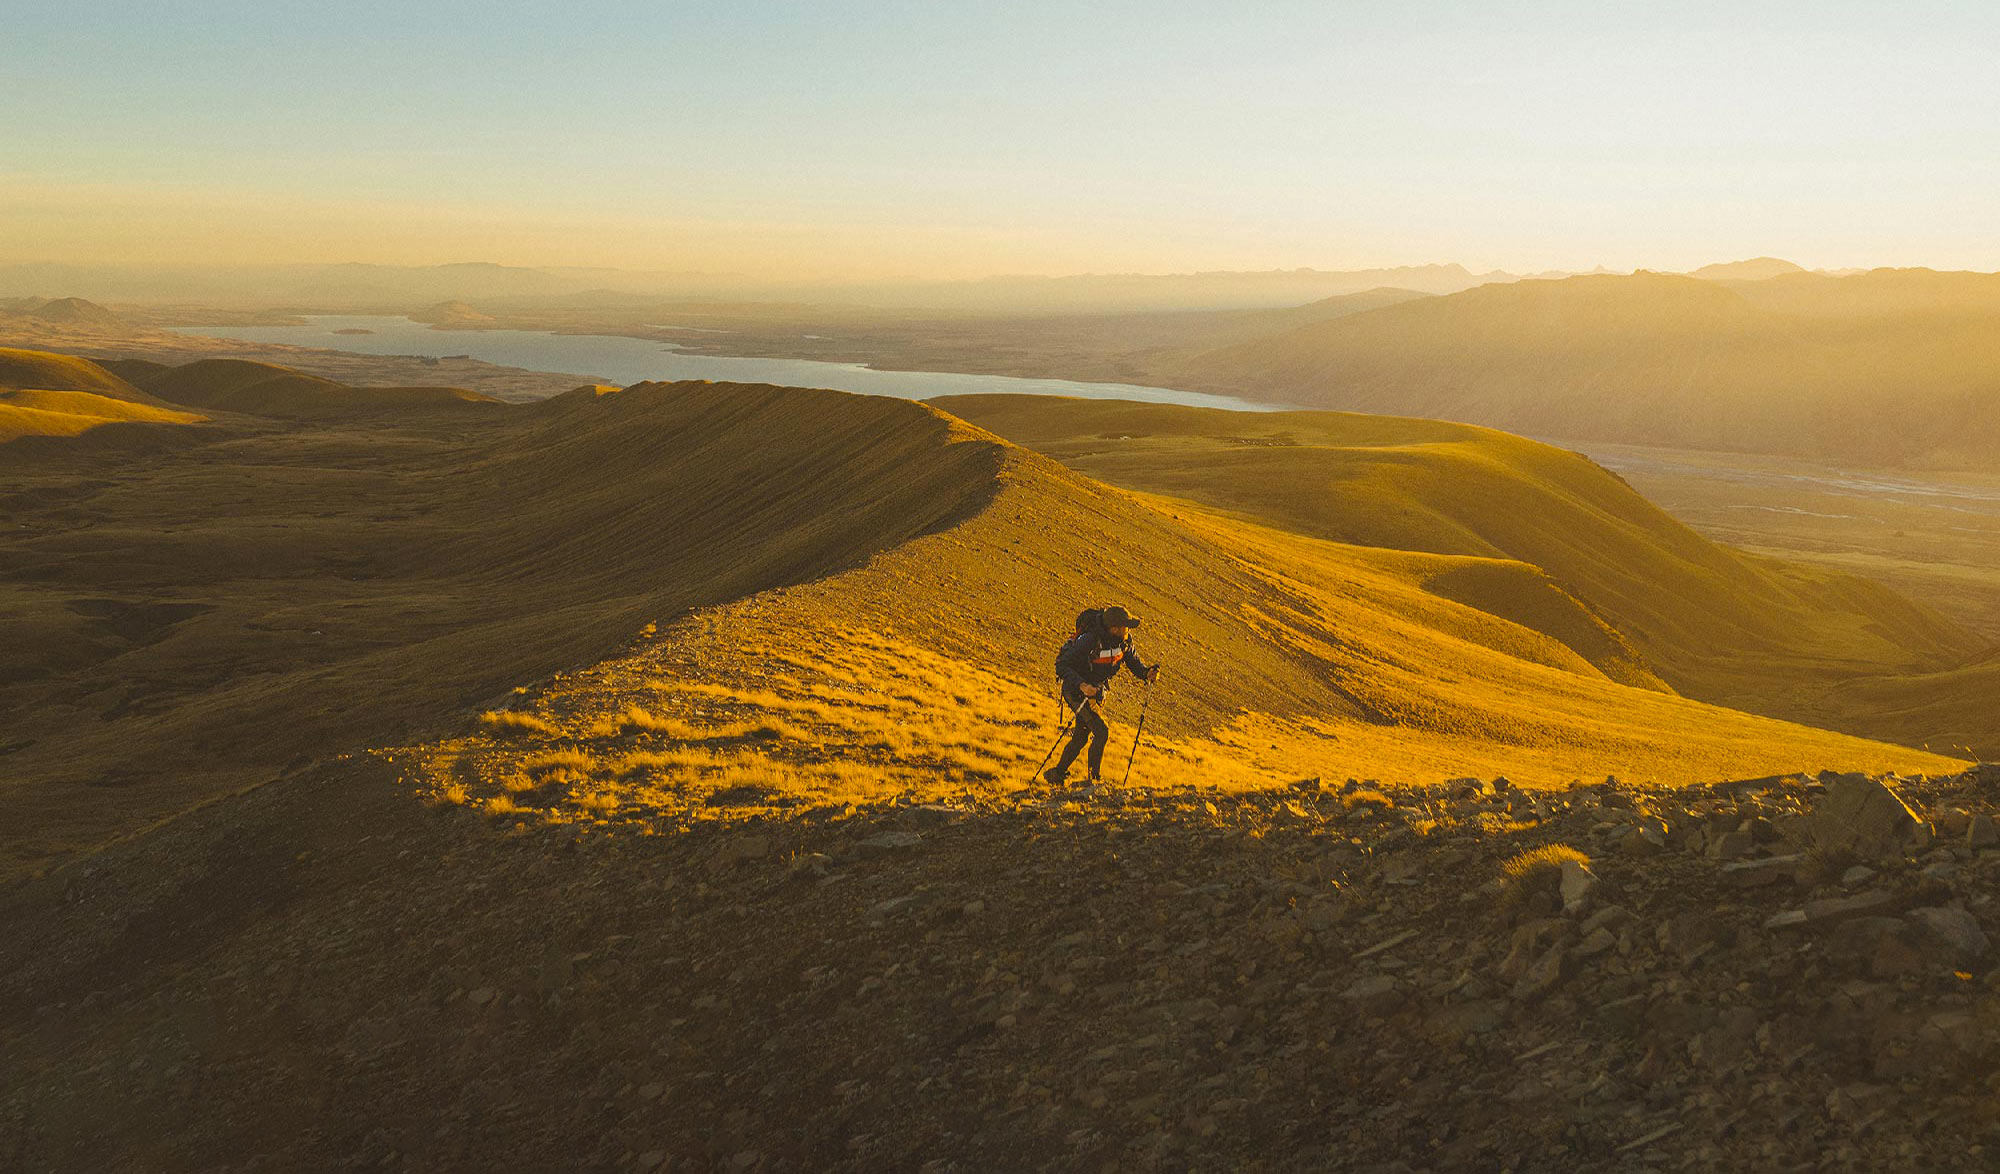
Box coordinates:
[1168,270,2000,470]
[121,356,503,418]
[0,358,1003,876]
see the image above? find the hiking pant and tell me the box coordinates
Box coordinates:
[1052,689,1109,778]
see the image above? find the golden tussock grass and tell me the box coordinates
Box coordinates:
[1500,844,1590,907]
[429,782,470,808]
[479,710,560,738]
[481,795,525,819]
[523,748,594,775]
[499,771,544,795]
[707,760,799,792]
[587,705,699,739]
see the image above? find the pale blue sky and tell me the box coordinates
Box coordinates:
[6,1,1997,275]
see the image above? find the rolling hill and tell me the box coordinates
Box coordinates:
[0,356,1002,877]
[933,395,1992,751]
[2,350,1990,1170]
[0,296,126,328]
[0,348,1972,881]
[0,346,203,443]
[115,356,503,418]
[1167,270,2000,470]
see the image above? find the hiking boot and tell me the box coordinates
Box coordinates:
[1042,767,1067,788]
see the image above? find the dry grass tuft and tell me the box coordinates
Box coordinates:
[429,783,470,808]
[481,794,525,819]
[479,710,560,738]
[522,749,595,779]
[1499,844,1590,907]
[708,759,800,793]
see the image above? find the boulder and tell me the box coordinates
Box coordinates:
[1510,942,1573,1002]
[1559,859,1598,915]
[1766,888,1904,931]
[1342,974,1404,1017]
[1720,855,1800,889]
[1618,818,1669,857]
[1808,773,1921,861]
[1497,919,1568,982]
[1803,889,1903,925]
[1908,906,1990,960]
[854,831,923,855]
[1706,831,1755,862]
[1828,916,1923,978]
[1968,815,1999,851]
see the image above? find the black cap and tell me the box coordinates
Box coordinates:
[1103,605,1139,629]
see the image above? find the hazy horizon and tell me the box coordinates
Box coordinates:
[11,2,2000,280]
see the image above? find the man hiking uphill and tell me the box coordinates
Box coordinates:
[1044,605,1161,788]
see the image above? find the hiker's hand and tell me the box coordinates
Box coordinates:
[1081,684,1101,698]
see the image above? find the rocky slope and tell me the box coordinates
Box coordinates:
[6,752,1999,1170]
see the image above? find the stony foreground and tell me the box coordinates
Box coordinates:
[6,760,2000,1171]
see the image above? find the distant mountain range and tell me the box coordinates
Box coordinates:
[1166,268,2000,469]
[0,257,1846,316]
[0,256,1970,314]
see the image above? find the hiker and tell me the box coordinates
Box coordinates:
[1045,605,1162,787]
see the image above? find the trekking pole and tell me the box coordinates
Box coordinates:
[1119,669,1162,787]
[1031,694,1096,781]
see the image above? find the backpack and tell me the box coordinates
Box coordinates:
[1055,607,1109,682]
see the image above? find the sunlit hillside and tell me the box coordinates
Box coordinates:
[1168,270,2000,470]
[935,394,1989,743]
[387,385,1969,834]
[0,349,1968,879]
[1,353,1987,1174]
[0,345,203,442]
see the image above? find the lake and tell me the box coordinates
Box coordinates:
[169,316,1278,412]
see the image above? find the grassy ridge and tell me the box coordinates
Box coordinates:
[0,348,205,443]
[934,395,1983,730]
[0,365,1003,876]
[0,349,1970,876]
[411,399,1965,835]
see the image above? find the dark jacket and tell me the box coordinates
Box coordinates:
[1056,628,1153,694]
